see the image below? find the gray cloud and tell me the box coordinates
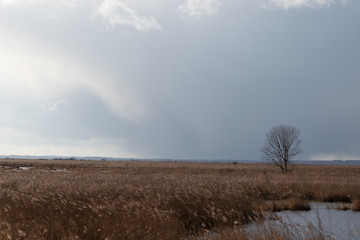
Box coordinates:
[0,0,359,160]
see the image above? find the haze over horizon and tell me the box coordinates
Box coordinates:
[1,0,360,161]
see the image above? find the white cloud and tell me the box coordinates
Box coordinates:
[0,0,161,32]
[0,0,38,8]
[0,29,146,120]
[177,0,222,18]
[0,0,81,8]
[42,99,68,112]
[47,14,57,20]
[95,0,161,31]
[260,0,335,10]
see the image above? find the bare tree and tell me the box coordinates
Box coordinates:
[261,125,302,173]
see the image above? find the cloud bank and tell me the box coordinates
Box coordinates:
[1,0,359,160]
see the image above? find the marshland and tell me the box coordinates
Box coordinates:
[0,159,359,239]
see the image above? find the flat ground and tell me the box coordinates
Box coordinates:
[0,159,359,239]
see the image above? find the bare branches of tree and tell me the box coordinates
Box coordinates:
[261,125,302,173]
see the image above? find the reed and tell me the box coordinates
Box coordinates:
[335,202,351,211]
[352,199,360,211]
[261,198,310,212]
[0,159,358,239]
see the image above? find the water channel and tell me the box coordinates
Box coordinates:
[274,202,360,240]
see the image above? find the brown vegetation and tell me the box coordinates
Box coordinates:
[336,199,360,211]
[263,198,311,212]
[352,199,360,211]
[0,159,358,239]
[335,202,351,211]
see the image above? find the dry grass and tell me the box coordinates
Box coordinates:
[352,199,360,211]
[0,159,359,239]
[262,198,311,212]
[335,202,351,211]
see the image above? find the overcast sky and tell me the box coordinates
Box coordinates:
[0,0,359,160]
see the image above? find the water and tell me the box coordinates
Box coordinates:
[275,202,360,240]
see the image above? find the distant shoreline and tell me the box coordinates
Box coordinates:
[1,155,360,166]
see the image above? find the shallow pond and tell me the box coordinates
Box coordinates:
[275,202,360,240]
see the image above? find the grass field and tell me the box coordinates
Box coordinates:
[0,159,359,239]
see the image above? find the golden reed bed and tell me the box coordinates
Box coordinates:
[0,159,359,239]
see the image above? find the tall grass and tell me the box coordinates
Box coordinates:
[0,159,359,239]
[352,199,360,211]
[262,198,311,212]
